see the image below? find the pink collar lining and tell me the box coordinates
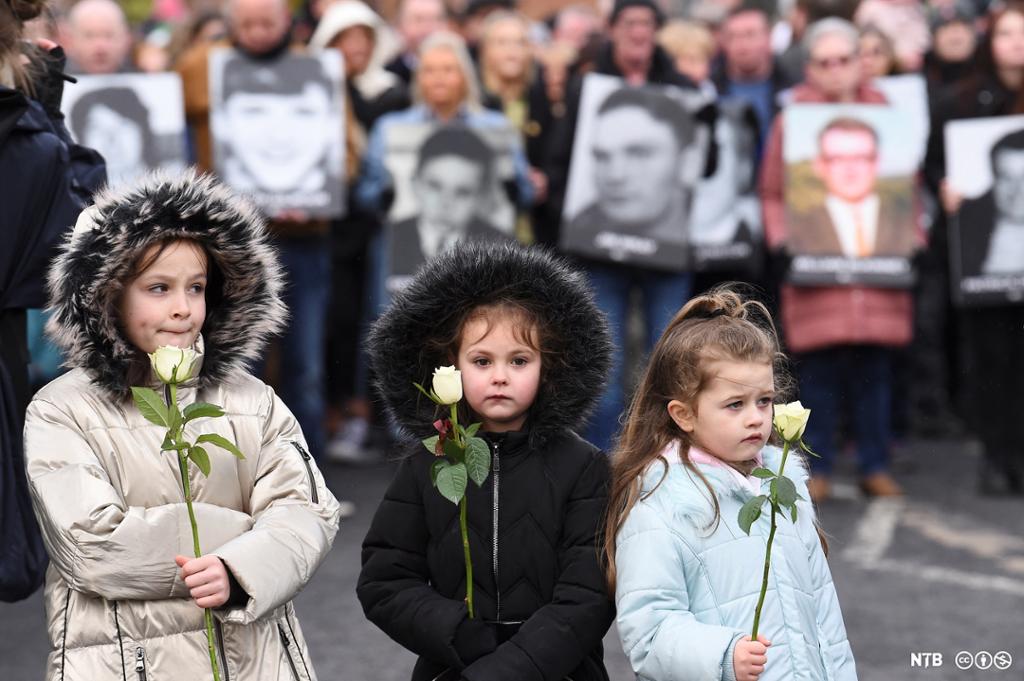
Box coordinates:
[660,441,763,496]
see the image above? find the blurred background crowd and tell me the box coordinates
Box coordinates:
[5,0,1024,513]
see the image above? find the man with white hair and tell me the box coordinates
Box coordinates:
[760,17,909,503]
[385,0,448,84]
[63,0,132,74]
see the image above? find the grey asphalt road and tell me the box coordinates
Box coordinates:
[2,438,1021,681]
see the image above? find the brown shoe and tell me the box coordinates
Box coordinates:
[807,476,831,503]
[859,472,903,497]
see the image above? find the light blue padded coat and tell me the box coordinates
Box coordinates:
[614,442,857,681]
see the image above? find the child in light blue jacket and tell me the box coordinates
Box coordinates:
[603,288,857,681]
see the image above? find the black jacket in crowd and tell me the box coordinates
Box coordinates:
[0,68,105,601]
[358,243,615,681]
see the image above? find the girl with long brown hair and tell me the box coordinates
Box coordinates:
[605,287,857,681]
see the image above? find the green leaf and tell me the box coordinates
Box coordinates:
[413,382,441,404]
[737,495,767,534]
[422,435,440,455]
[436,462,468,504]
[160,433,189,451]
[430,458,447,485]
[465,437,491,487]
[775,476,799,508]
[183,402,225,422]
[442,437,463,462]
[465,422,481,438]
[751,467,776,479]
[189,445,211,476]
[131,387,168,428]
[799,438,821,458]
[195,433,245,460]
[791,504,798,523]
[167,402,182,437]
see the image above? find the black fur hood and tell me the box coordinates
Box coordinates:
[45,169,286,397]
[367,241,612,449]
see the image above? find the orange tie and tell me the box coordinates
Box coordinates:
[853,206,871,258]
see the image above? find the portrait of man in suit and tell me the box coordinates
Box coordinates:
[788,116,914,258]
[958,128,1024,277]
[389,126,511,279]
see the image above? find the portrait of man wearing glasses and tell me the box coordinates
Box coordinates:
[788,116,914,257]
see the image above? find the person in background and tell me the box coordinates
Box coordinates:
[385,0,450,85]
[477,10,554,243]
[859,24,900,79]
[760,17,909,502]
[178,0,340,463]
[712,2,796,159]
[168,10,226,68]
[547,0,703,453]
[922,4,1024,492]
[657,19,716,95]
[535,40,576,118]
[310,0,410,463]
[458,0,514,55]
[1,0,106,602]
[854,0,929,72]
[922,1,978,91]
[61,0,133,74]
[551,3,602,53]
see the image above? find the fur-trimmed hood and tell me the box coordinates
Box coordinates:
[45,169,287,398]
[367,241,612,449]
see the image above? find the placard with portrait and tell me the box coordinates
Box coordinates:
[382,122,519,292]
[945,115,1024,306]
[784,103,918,287]
[560,73,708,272]
[209,49,346,218]
[61,72,187,188]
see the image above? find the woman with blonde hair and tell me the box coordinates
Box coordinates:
[477,10,555,242]
[658,19,717,93]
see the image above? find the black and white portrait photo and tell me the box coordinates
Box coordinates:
[784,104,919,287]
[61,73,187,187]
[689,100,762,271]
[946,115,1024,304]
[383,123,517,291]
[209,49,345,218]
[560,73,707,272]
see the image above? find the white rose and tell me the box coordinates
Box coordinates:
[432,366,463,405]
[773,401,811,442]
[150,345,198,384]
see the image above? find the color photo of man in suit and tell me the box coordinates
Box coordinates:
[789,116,914,258]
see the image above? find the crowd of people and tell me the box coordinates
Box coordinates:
[2,0,1023,677]
[7,0,1024,499]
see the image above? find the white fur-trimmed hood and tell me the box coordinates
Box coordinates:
[45,169,287,397]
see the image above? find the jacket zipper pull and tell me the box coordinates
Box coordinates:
[279,623,291,647]
[290,441,320,504]
[135,646,147,681]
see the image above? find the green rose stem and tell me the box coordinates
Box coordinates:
[168,382,221,681]
[450,402,475,619]
[750,440,791,640]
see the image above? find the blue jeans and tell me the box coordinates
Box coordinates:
[584,264,693,452]
[795,345,893,477]
[273,237,331,460]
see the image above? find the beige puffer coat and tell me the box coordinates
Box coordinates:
[23,171,342,680]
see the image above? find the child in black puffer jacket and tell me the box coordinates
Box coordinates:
[358,242,615,681]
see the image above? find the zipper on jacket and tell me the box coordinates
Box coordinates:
[278,622,301,680]
[113,602,128,681]
[290,441,319,504]
[285,611,313,680]
[134,646,147,681]
[215,619,232,681]
[60,589,70,681]
[491,439,501,622]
